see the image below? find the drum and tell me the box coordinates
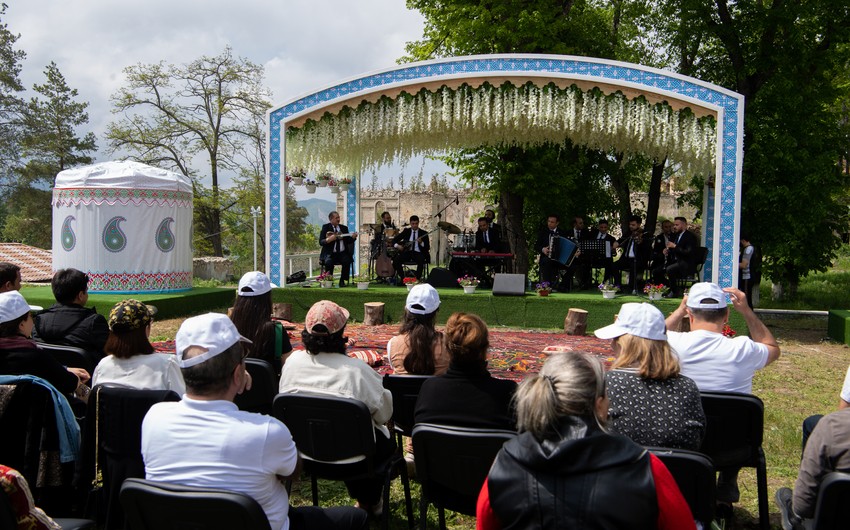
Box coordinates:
[384,228,398,240]
[460,232,476,251]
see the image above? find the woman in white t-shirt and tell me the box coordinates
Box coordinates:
[92,299,185,394]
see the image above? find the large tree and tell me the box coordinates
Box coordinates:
[0,3,24,188]
[107,47,272,256]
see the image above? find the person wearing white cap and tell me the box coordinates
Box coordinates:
[388,283,449,376]
[142,312,367,530]
[230,271,292,374]
[0,290,90,397]
[595,303,705,450]
[664,282,781,506]
[279,300,393,517]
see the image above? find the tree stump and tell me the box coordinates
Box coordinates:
[364,302,385,326]
[564,308,588,336]
[273,303,292,321]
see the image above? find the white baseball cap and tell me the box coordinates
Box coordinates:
[175,313,252,368]
[237,271,273,297]
[686,282,729,309]
[594,302,668,341]
[405,284,440,315]
[0,291,39,324]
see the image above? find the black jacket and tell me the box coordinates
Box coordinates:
[0,336,79,394]
[475,227,501,252]
[392,227,430,255]
[33,303,109,355]
[668,229,699,273]
[535,226,570,257]
[487,416,658,529]
[318,222,356,263]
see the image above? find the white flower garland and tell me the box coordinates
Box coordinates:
[285,82,716,176]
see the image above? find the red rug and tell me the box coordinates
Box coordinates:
[154,323,614,382]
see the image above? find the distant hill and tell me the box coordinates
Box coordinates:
[298,198,336,226]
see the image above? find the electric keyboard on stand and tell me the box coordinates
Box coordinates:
[449,252,514,259]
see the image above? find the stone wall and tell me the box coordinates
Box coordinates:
[193,257,233,281]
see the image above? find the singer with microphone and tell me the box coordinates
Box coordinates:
[319,211,357,287]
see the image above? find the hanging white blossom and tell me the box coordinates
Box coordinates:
[285,82,716,177]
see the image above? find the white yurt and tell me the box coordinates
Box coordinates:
[52,161,193,293]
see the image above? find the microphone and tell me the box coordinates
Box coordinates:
[455,194,459,205]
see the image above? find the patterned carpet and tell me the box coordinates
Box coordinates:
[155,323,615,382]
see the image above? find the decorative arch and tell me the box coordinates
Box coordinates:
[267,54,744,288]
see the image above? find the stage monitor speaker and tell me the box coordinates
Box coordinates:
[427,267,459,288]
[492,273,526,296]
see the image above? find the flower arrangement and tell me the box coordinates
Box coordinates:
[598,281,619,292]
[535,281,552,294]
[337,176,353,185]
[722,324,737,337]
[352,272,370,283]
[643,283,670,295]
[303,178,317,193]
[457,275,480,287]
[316,171,332,183]
[402,276,420,286]
[317,271,333,283]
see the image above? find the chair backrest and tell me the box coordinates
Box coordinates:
[272,393,376,464]
[412,423,516,516]
[698,392,764,468]
[234,359,277,415]
[35,342,95,375]
[813,471,850,530]
[648,447,716,526]
[120,478,271,530]
[695,247,709,275]
[382,374,432,436]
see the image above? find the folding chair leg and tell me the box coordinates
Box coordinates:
[757,453,770,530]
[437,507,446,530]
[311,475,319,506]
[381,474,392,530]
[399,457,414,528]
[419,496,428,529]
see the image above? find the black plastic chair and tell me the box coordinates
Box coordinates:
[412,423,516,529]
[809,471,850,530]
[698,391,769,530]
[273,392,414,529]
[120,478,271,530]
[674,246,709,291]
[35,342,96,376]
[382,374,432,446]
[648,447,716,528]
[234,358,277,415]
[0,471,96,530]
[79,385,180,529]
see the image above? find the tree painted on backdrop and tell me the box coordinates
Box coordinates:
[107,47,272,257]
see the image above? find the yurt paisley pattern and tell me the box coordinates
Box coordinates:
[155,218,175,252]
[102,216,127,252]
[61,216,76,251]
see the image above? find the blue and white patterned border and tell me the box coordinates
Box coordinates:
[267,54,744,288]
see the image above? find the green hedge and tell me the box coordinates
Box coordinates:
[827,310,850,346]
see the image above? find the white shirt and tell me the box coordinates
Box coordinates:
[92,353,186,395]
[142,397,298,530]
[279,349,393,438]
[667,330,770,394]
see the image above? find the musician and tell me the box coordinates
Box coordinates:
[589,219,618,283]
[484,209,500,233]
[535,214,570,290]
[655,216,698,297]
[392,215,430,282]
[650,220,674,272]
[475,217,501,253]
[319,211,357,287]
[370,211,397,257]
[616,214,651,293]
[566,216,592,290]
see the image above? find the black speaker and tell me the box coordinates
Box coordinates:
[427,267,459,288]
[492,273,526,296]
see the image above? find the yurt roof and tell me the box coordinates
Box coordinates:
[55,161,192,192]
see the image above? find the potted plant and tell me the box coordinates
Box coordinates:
[402,276,420,291]
[353,272,371,290]
[287,167,306,185]
[317,271,333,288]
[643,283,669,301]
[598,280,619,299]
[536,281,552,297]
[316,171,332,187]
[337,176,352,191]
[304,178,317,194]
[457,275,480,294]
[327,178,339,194]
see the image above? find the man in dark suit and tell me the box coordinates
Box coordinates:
[319,211,357,287]
[616,214,652,293]
[392,215,430,282]
[535,214,571,290]
[589,219,619,284]
[474,217,501,253]
[565,215,593,290]
[657,216,699,297]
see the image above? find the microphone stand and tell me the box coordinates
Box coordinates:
[430,197,457,268]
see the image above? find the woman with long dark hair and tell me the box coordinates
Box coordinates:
[388,284,448,375]
[230,271,292,374]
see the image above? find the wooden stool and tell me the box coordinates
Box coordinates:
[364,302,385,325]
[564,308,588,335]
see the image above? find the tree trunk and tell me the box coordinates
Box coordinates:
[645,159,666,234]
[501,188,528,274]
[564,308,588,336]
[609,153,632,234]
[364,302,385,326]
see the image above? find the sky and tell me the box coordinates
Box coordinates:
[5,0,445,199]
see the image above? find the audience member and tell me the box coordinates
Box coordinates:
[665,282,780,506]
[142,312,367,530]
[476,351,695,530]
[801,364,850,450]
[0,290,89,397]
[0,262,21,292]
[388,283,449,375]
[230,271,292,374]
[92,299,184,393]
[596,302,705,450]
[33,268,109,358]
[278,300,393,517]
[414,312,516,430]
